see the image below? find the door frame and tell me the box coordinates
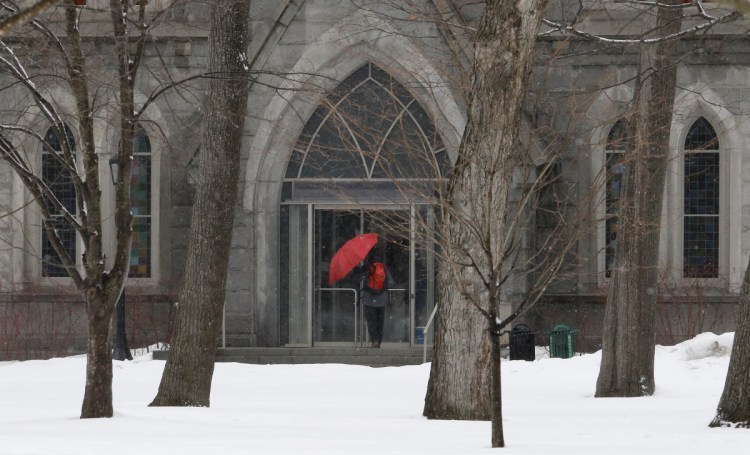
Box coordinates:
[310,203,416,347]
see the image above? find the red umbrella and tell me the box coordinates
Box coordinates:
[328,233,378,285]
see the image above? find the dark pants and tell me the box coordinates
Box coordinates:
[364,305,385,344]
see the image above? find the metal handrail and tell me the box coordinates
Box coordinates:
[317,288,359,345]
[315,287,421,349]
[423,303,438,363]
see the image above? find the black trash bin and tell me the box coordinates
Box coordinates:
[509,324,535,361]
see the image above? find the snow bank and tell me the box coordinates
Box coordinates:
[664,332,734,361]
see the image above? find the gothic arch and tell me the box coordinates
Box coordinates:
[242,8,466,212]
[667,85,742,286]
[241,9,467,345]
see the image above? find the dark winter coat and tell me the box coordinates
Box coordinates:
[352,266,395,308]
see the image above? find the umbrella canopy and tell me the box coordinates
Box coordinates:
[328,233,378,285]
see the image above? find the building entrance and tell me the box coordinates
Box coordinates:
[278,62,446,350]
[280,204,436,348]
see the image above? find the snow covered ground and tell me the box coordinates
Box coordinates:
[1,332,748,454]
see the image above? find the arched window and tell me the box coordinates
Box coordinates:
[41,124,76,277]
[683,117,720,278]
[284,63,448,186]
[605,119,627,278]
[129,126,152,277]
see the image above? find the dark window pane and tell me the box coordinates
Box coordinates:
[373,115,432,179]
[606,119,628,151]
[372,64,413,105]
[605,120,628,278]
[684,153,719,215]
[42,124,76,278]
[605,149,626,278]
[326,65,369,105]
[42,153,76,214]
[285,149,305,180]
[685,117,719,150]
[131,155,151,216]
[409,101,441,152]
[299,114,365,179]
[683,216,719,278]
[44,124,75,153]
[130,216,151,277]
[42,217,76,277]
[338,79,401,165]
[683,118,720,278]
[433,149,450,178]
[129,127,151,277]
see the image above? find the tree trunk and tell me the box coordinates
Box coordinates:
[150,0,251,407]
[424,279,492,419]
[423,0,549,429]
[80,295,115,418]
[489,317,504,448]
[709,259,750,427]
[596,2,682,398]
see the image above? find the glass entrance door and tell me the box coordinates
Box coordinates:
[314,209,360,345]
[280,204,436,348]
[313,207,411,346]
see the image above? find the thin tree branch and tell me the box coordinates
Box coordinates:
[0,0,57,37]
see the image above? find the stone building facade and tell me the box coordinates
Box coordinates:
[0,1,746,359]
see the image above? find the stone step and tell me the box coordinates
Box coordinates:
[153,347,432,367]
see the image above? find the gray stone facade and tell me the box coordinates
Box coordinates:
[0,1,747,358]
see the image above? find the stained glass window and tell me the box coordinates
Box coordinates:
[683,117,719,278]
[129,127,151,278]
[605,120,627,278]
[42,124,76,277]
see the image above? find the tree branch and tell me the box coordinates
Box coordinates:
[0,0,57,37]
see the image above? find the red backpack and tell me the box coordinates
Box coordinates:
[368,262,387,292]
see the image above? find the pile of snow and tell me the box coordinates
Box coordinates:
[663,332,734,361]
[1,333,749,454]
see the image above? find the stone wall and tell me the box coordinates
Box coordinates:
[1,1,749,356]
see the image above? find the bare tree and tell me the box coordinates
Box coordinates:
[419,0,741,446]
[709,256,750,427]
[708,0,750,429]
[0,0,179,418]
[421,0,551,448]
[595,0,683,398]
[150,0,251,407]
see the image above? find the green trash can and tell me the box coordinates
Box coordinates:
[549,324,577,359]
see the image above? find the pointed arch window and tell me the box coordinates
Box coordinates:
[605,119,627,278]
[129,126,152,277]
[284,63,449,187]
[683,117,720,278]
[41,124,77,277]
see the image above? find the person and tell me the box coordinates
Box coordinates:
[358,250,394,348]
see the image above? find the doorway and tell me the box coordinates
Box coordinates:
[280,204,436,348]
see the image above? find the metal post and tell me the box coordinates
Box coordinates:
[423,303,438,364]
[112,291,133,361]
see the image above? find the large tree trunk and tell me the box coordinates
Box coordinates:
[150,0,251,407]
[709,259,750,427]
[423,1,550,444]
[595,2,682,398]
[424,280,491,420]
